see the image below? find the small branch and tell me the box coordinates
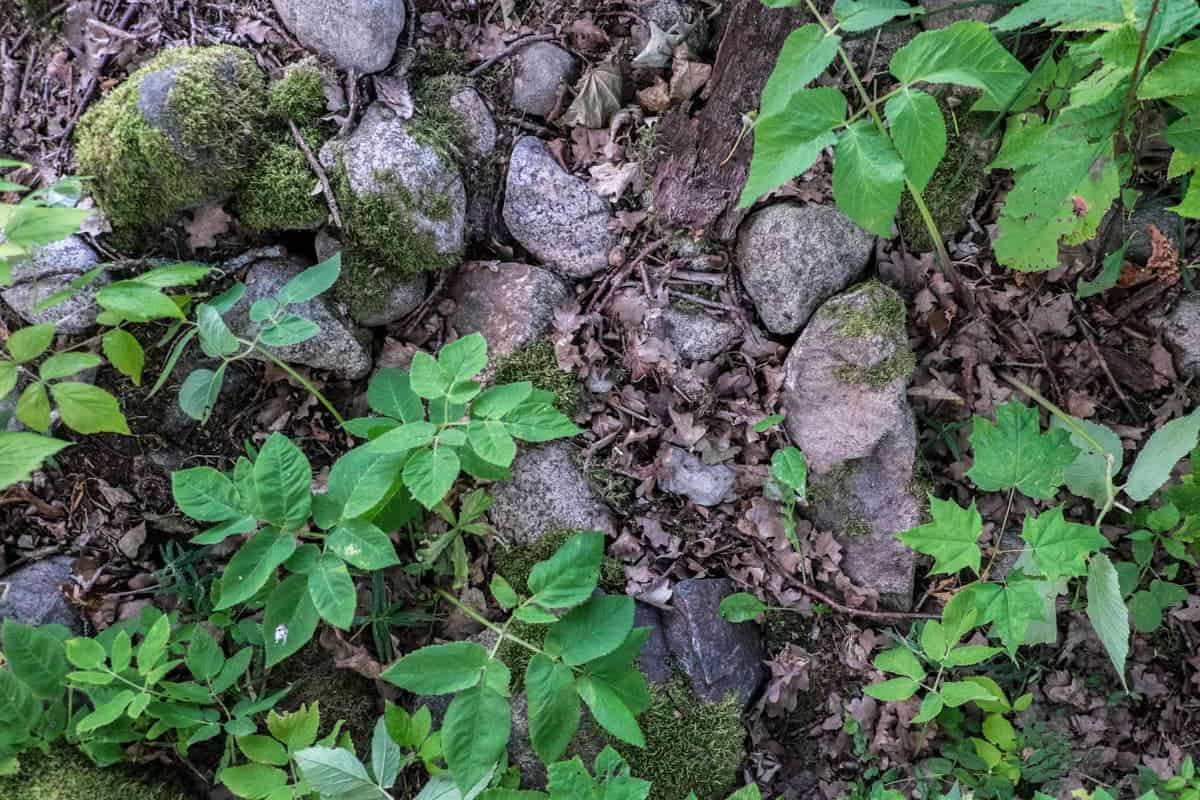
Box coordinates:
[1116,0,1162,154]
[794,582,939,621]
[57,4,139,145]
[288,120,343,229]
[467,33,558,78]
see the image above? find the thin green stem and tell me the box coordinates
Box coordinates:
[436,590,545,656]
[1116,0,1163,154]
[249,343,346,426]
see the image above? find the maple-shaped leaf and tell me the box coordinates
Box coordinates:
[559,59,622,129]
[968,579,1045,656]
[967,401,1079,499]
[1019,506,1109,582]
[897,496,983,576]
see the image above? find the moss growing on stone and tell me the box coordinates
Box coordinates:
[496,618,548,691]
[0,745,189,800]
[75,45,267,236]
[416,48,468,79]
[807,462,873,537]
[825,281,915,390]
[409,74,469,167]
[492,339,582,415]
[609,676,746,800]
[234,137,326,231]
[268,65,326,124]
[493,529,625,597]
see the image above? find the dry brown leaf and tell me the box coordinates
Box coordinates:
[669,51,711,103]
[637,77,671,114]
[184,204,232,250]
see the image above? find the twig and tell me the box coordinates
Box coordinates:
[666,288,736,312]
[11,3,69,51]
[56,4,140,145]
[794,581,939,621]
[340,69,359,137]
[497,114,556,137]
[1076,312,1138,420]
[588,238,667,313]
[1116,0,1162,154]
[288,119,342,229]
[467,33,558,78]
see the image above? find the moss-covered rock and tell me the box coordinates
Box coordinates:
[0,745,190,800]
[75,45,267,236]
[824,281,916,390]
[493,528,625,597]
[234,138,327,231]
[268,64,327,124]
[492,339,582,415]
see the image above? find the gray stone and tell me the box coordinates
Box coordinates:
[226,256,372,380]
[272,0,405,74]
[658,445,734,506]
[0,556,81,632]
[511,43,577,118]
[662,578,764,706]
[633,601,672,686]
[450,87,497,161]
[1163,293,1200,380]
[655,305,739,362]
[489,442,616,545]
[1,236,109,334]
[320,103,467,258]
[782,282,918,609]
[631,0,709,56]
[503,137,617,279]
[1121,195,1183,264]
[315,228,427,327]
[921,0,999,28]
[736,203,875,335]
[447,261,567,365]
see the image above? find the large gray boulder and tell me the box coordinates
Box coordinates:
[511,43,577,118]
[503,137,617,279]
[226,256,372,380]
[1,236,108,334]
[736,203,875,335]
[782,282,919,609]
[446,261,568,367]
[272,0,405,74]
[0,556,81,632]
[489,442,616,545]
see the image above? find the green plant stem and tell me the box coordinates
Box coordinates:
[1116,0,1162,155]
[436,590,545,655]
[250,343,346,426]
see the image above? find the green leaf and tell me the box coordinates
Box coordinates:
[308,554,357,629]
[294,747,389,800]
[372,716,403,788]
[3,206,90,248]
[920,620,948,662]
[328,520,400,570]
[102,329,145,385]
[96,281,184,322]
[834,0,919,32]
[2,619,69,698]
[1125,406,1200,502]
[718,592,768,623]
[263,573,320,667]
[759,25,841,117]
[575,674,645,747]
[0,361,15,399]
[404,447,461,509]
[525,654,581,764]
[442,685,511,793]
[368,420,437,453]
[863,677,919,701]
[1129,590,1162,633]
[754,415,784,433]
[134,262,210,288]
[472,382,534,419]
[943,644,1003,667]
[50,382,131,435]
[65,637,106,669]
[770,447,807,496]
[468,420,518,467]
[439,333,488,383]
[148,328,196,398]
[137,614,170,674]
[889,22,1030,106]
[897,496,983,576]
[268,703,321,751]
[503,402,582,442]
[172,467,244,522]
[1020,506,1108,581]
[410,351,449,399]
[1140,39,1200,100]
[545,595,634,666]
[873,646,925,681]
[833,121,905,236]
[0,431,68,489]
[216,527,298,610]
[381,642,489,694]
[992,0,1122,30]
[323,444,409,523]
[15,383,50,432]
[939,680,996,707]
[528,530,605,608]
[77,690,135,733]
[884,89,945,192]
[236,736,290,767]
[1086,552,1128,689]
[186,629,225,681]
[40,352,101,381]
[277,253,341,306]
[491,574,520,609]
[912,691,944,724]
[967,401,1079,499]
[254,432,312,531]
[367,368,425,423]
[259,315,320,347]
[6,323,55,363]
[197,304,239,358]
[971,579,1047,655]
[1051,416,1122,507]
[179,366,225,423]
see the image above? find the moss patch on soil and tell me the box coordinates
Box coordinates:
[493,528,625,597]
[0,745,190,800]
[492,339,582,415]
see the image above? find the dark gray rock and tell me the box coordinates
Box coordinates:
[272,0,405,74]
[782,282,918,609]
[503,137,617,279]
[633,601,672,686]
[1118,195,1184,264]
[225,256,372,380]
[1163,293,1200,379]
[736,203,875,335]
[0,556,81,632]
[655,306,739,362]
[489,443,616,545]
[1,236,108,334]
[658,445,734,507]
[446,261,567,367]
[511,43,577,118]
[662,578,764,706]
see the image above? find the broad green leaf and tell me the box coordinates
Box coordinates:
[863,677,919,701]
[439,333,488,383]
[718,592,768,623]
[294,746,388,800]
[15,382,50,432]
[367,368,425,423]
[1129,590,1162,633]
[133,262,210,288]
[1086,552,1128,689]
[575,674,645,747]
[490,574,520,609]
[939,680,996,707]
[525,654,580,763]
[50,382,131,435]
[367,420,437,453]
[410,351,449,399]
[472,382,534,419]
[254,432,312,531]
[873,646,925,681]
[920,620,948,662]
[544,595,634,666]
[1051,416,1122,506]
[102,329,145,385]
[0,361,15,399]
[442,685,511,793]
[77,690,135,733]
[0,431,68,489]
[759,25,841,117]
[528,530,605,608]
[6,323,55,363]
[372,716,403,788]
[322,444,409,523]
[1125,406,1200,501]
[236,735,290,767]
[381,642,490,694]
[95,281,184,322]
[912,691,944,724]
[197,304,240,358]
[308,554,357,629]
[404,447,461,509]
[137,614,171,674]
[833,121,905,236]
[943,644,1003,667]
[1137,38,1200,99]
[967,401,1079,499]
[889,22,1030,107]
[277,253,341,306]
[770,447,807,495]
[260,315,321,347]
[897,496,983,576]
[186,629,225,681]
[834,0,919,32]
[263,573,320,667]
[209,283,247,313]
[268,703,321,751]
[1,619,69,698]
[1020,506,1108,581]
[173,467,245,522]
[503,402,582,442]
[468,420,518,467]
[65,637,106,669]
[884,89,945,192]
[216,527,298,610]
[740,87,845,206]
[179,366,226,423]
[3,205,90,248]
[328,520,400,570]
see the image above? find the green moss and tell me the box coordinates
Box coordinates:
[409,74,469,167]
[492,339,582,415]
[824,281,915,389]
[493,529,625,597]
[415,48,468,79]
[75,45,267,237]
[496,618,548,691]
[807,463,872,537]
[233,137,326,231]
[22,0,51,20]
[0,746,189,800]
[609,676,746,800]
[268,65,326,124]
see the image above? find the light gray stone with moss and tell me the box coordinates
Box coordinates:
[449,86,497,160]
[489,442,615,545]
[782,281,918,609]
[1,235,109,334]
[272,0,404,74]
[315,229,426,326]
[503,136,618,279]
[736,203,875,335]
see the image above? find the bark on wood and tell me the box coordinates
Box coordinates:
[651,0,806,242]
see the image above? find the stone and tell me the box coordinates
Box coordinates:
[503,137,618,279]
[225,256,372,380]
[736,203,875,335]
[271,0,405,74]
[449,86,497,161]
[655,305,739,362]
[446,261,568,366]
[662,578,764,706]
[782,282,919,609]
[1163,293,1200,380]
[1,235,108,334]
[658,445,735,506]
[633,600,673,686]
[0,555,81,632]
[489,442,616,545]
[1119,195,1184,265]
[921,0,999,28]
[631,0,710,57]
[511,43,577,118]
